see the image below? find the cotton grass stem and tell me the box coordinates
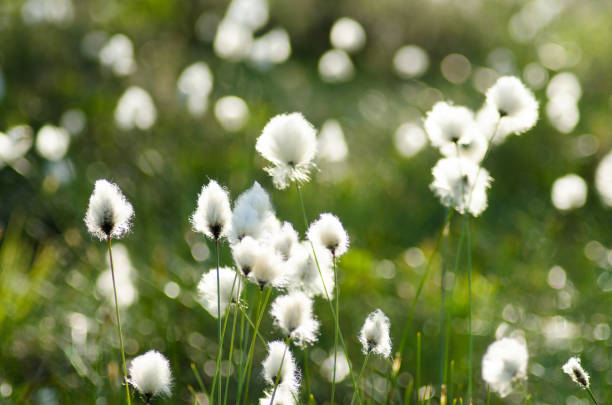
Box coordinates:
[223,305,239,405]
[269,336,292,405]
[586,388,599,405]
[350,353,371,405]
[331,255,340,404]
[465,216,473,404]
[214,238,222,405]
[107,236,131,405]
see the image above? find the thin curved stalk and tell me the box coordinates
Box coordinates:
[350,353,371,405]
[331,255,339,404]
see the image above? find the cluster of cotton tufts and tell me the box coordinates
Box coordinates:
[270,291,320,347]
[256,113,318,190]
[595,151,612,207]
[359,309,392,358]
[307,213,349,258]
[84,179,134,240]
[0,125,33,169]
[114,86,157,131]
[545,72,582,134]
[214,95,249,132]
[321,351,350,383]
[430,157,492,217]
[177,62,214,117]
[481,337,528,398]
[197,267,243,319]
[21,0,74,25]
[261,341,300,399]
[128,350,172,400]
[191,180,232,240]
[35,125,70,162]
[229,181,276,243]
[98,34,136,77]
[440,131,487,163]
[562,356,590,389]
[393,45,429,79]
[551,174,587,211]
[96,244,138,308]
[287,242,334,299]
[316,119,348,164]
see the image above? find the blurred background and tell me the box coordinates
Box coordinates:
[2,0,612,403]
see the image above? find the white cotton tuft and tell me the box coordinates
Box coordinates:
[98,34,136,76]
[231,236,260,276]
[481,338,528,398]
[262,341,300,394]
[320,351,350,383]
[256,113,317,190]
[114,86,157,131]
[128,350,172,399]
[249,243,286,289]
[359,309,391,358]
[330,17,366,53]
[270,291,320,347]
[197,267,243,319]
[230,181,275,243]
[287,242,334,299]
[272,222,299,261]
[191,180,232,240]
[424,102,478,149]
[562,356,590,389]
[35,124,70,161]
[484,76,539,138]
[258,385,296,405]
[317,119,348,163]
[84,179,134,240]
[307,213,349,258]
[440,130,487,164]
[177,62,214,117]
[430,157,492,217]
[551,174,587,211]
[595,151,612,207]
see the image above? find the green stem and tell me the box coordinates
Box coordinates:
[190,363,208,397]
[331,255,339,404]
[237,304,268,347]
[350,353,371,405]
[223,305,239,405]
[236,288,262,404]
[440,207,450,392]
[269,336,292,405]
[107,237,131,405]
[465,217,472,404]
[416,332,421,405]
[214,238,222,405]
[304,347,311,396]
[586,388,599,405]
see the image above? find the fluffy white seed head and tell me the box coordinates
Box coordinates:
[484,76,539,138]
[307,213,349,258]
[84,179,134,240]
[232,236,260,276]
[595,151,612,207]
[270,291,320,347]
[256,113,317,189]
[258,385,296,405]
[230,181,275,243]
[481,338,528,398]
[430,157,492,217]
[197,267,243,319]
[424,102,477,148]
[249,244,286,289]
[272,222,299,261]
[551,174,587,211]
[262,341,300,394]
[321,351,350,383]
[287,242,334,299]
[359,309,392,358]
[128,350,172,399]
[562,356,590,389]
[440,130,487,163]
[191,180,232,240]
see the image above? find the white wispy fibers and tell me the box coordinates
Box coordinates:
[596,151,612,207]
[262,341,300,393]
[0,125,33,166]
[307,213,349,258]
[272,222,299,261]
[128,350,172,399]
[287,242,334,299]
[393,45,429,79]
[249,28,292,68]
[562,357,590,389]
[318,49,354,83]
[440,131,487,163]
[197,267,243,319]
[191,180,232,240]
[230,181,275,243]
[481,338,528,398]
[394,122,427,159]
[317,119,348,163]
[321,351,350,383]
[270,291,320,347]
[551,174,587,211]
[330,17,366,53]
[256,113,317,190]
[85,179,134,240]
[430,157,492,217]
[484,76,538,139]
[249,244,286,289]
[177,62,214,117]
[214,95,249,132]
[96,244,138,308]
[214,19,253,62]
[259,385,296,405]
[114,86,157,131]
[98,34,136,76]
[359,309,391,358]
[231,236,260,276]
[424,102,477,148]
[35,125,70,161]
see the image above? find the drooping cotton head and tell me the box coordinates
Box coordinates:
[595,151,612,207]
[258,385,296,405]
[128,350,172,399]
[307,213,350,258]
[430,157,492,217]
[84,179,134,240]
[230,181,275,243]
[256,113,317,190]
[287,242,334,299]
[481,338,528,398]
[484,76,538,138]
[249,244,286,289]
[270,291,320,347]
[197,267,243,319]
[440,130,487,164]
[562,356,590,389]
[359,309,391,358]
[551,174,587,211]
[262,341,300,394]
[191,180,232,240]
[232,236,260,276]
[272,222,299,261]
[424,102,477,148]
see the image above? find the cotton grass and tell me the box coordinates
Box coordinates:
[270,291,320,347]
[84,179,134,240]
[128,350,172,400]
[481,338,528,398]
[197,267,243,319]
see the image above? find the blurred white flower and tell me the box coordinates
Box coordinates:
[394,122,427,158]
[318,49,354,83]
[595,151,612,207]
[225,0,268,32]
[177,62,214,117]
[0,125,33,166]
[22,0,73,25]
[114,86,157,131]
[317,120,348,163]
[214,19,253,62]
[96,244,138,308]
[393,45,429,79]
[36,125,70,161]
[98,34,136,76]
[256,112,317,190]
[191,180,232,240]
[128,350,172,399]
[330,17,366,53]
[359,309,391,358]
[262,341,300,394]
[562,357,590,389]
[249,29,292,67]
[197,267,243,319]
[60,109,87,135]
[546,93,579,134]
[270,291,320,347]
[547,72,582,101]
[425,102,477,148]
[288,242,334,299]
[214,96,249,132]
[551,174,587,211]
[481,338,528,398]
[307,213,349,258]
[320,351,349,383]
[84,179,134,240]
